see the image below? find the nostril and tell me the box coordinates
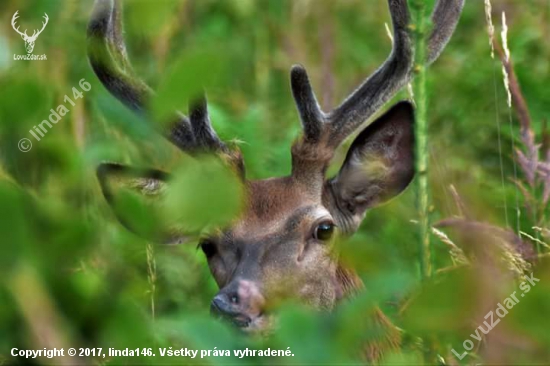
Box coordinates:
[210,295,228,317]
[210,293,239,317]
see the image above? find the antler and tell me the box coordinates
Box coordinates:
[29,14,49,40]
[87,0,244,173]
[291,0,464,169]
[11,11,28,38]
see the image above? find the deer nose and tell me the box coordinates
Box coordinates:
[210,280,265,328]
[211,293,238,314]
[210,293,250,327]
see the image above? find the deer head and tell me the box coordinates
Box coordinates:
[88,0,463,333]
[11,11,49,54]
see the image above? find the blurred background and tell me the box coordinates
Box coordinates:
[0,0,549,364]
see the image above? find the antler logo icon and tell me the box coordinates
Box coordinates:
[11,11,49,54]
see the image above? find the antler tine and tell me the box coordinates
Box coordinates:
[11,11,18,29]
[290,0,464,149]
[87,0,235,161]
[428,0,464,63]
[38,13,49,34]
[290,65,325,142]
[188,94,229,152]
[326,0,413,146]
[88,0,161,112]
[11,11,28,37]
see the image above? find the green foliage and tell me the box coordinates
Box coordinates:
[0,0,549,365]
[165,155,244,231]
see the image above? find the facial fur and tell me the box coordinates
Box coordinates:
[201,177,344,331]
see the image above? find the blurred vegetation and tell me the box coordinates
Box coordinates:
[0,0,549,365]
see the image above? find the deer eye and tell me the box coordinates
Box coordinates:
[313,221,335,242]
[198,239,217,259]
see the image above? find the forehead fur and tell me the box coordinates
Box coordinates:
[232,177,324,236]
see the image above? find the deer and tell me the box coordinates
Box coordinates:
[11,11,49,54]
[88,0,463,360]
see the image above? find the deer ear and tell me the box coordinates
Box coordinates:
[97,163,191,245]
[326,101,415,226]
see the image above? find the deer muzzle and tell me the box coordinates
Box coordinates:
[210,279,266,331]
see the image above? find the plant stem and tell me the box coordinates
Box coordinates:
[410,0,435,362]
[410,0,431,281]
[146,243,157,321]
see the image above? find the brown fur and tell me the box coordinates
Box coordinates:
[244,178,315,222]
